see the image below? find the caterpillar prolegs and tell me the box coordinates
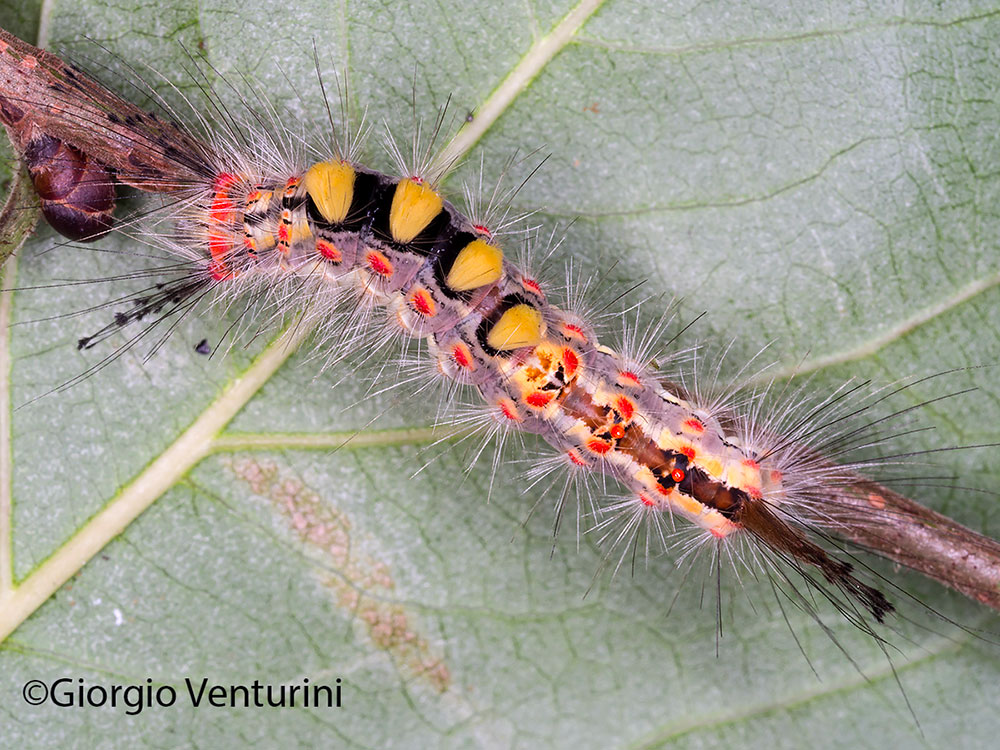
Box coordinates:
[2,6,1000,746]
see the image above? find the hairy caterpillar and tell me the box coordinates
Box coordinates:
[1,5,1000,750]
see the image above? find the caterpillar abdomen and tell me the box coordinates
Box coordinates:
[194,157,897,617]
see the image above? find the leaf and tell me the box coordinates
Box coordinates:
[2,1,1000,747]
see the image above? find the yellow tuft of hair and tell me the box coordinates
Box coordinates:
[487,304,544,351]
[303,160,355,224]
[446,239,504,291]
[390,178,443,243]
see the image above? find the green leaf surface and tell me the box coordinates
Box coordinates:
[2,1,1000,747]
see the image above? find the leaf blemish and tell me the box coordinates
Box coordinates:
[228,457,452,693]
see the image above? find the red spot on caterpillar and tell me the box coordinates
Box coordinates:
[770,470,783,483]
[615,396,635,421]
[639,494,656,507]
[316,239,342,262]
[276,217,291,244]
[709,527,726,539]
[526,391,554,408]
[283,176,300,197]
[213,172,240,191]
[472,223,492,238]
[742,458,759,469]
[683,418,704,434]
[410,175,424,184]
[210,173,239,225]
[681,446,696,460]
[609,424,625,440]
[587,439,611,455]
[567,450,586,467]
[619,371,640,386]
[451,344,472,369]
[747,487,763,500]
[208,231,233,261]
[562,348,579,376]
[656,483,672,496]
[562,323,586,341]
[410,289,435,316]
[208,259,234,281]
[521,277,542,295]
[498,399,521,422]
[671,468,685,483]
[366,250,393,277]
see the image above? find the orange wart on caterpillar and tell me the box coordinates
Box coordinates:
[1,6,1000,744]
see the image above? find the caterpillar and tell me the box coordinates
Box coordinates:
[1,4,1000,748]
